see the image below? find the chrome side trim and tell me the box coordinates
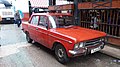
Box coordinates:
[37,30,47,34]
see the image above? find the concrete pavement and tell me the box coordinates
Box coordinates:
[0,24,120,67]
[100,45,120,59]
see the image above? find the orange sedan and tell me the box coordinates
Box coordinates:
[22,13,107,64]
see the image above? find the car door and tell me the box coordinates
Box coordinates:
[36,15,49,47]
[28,15,39,41]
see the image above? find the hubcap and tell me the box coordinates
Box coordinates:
[58,49,64,58]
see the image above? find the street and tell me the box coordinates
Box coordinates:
[0,24,120,67]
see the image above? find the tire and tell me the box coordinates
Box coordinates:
[26,33,33,43]
[55,44,69,64]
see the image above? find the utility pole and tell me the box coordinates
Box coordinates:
[49,0,52,6]
[28,0,32,17]
[110,0,112,7]
[53,0,56,5]
[74,0,80,26]
[49,0,56,6]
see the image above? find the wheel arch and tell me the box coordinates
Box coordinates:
[52,41,68,53]
[25,31,29,34]
[52,42,65,51]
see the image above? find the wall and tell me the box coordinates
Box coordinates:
[22,12,29,21]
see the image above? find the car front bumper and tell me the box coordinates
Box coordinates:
[0,18,14,24]
[68,44,104,56]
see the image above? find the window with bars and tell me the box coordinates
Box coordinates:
[78,0,106,2]
[79,9,120,37]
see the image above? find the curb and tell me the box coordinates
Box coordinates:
[100,45,120,59]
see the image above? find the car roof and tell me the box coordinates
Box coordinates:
[32,13,72,16]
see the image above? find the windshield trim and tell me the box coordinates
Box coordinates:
[48,16,57,28]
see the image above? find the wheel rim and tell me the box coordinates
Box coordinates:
[58,48,64,58]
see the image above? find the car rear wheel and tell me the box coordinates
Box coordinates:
[26,33,33,43]
[55,44,69,64]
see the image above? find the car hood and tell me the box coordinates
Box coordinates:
[55,26,106,43]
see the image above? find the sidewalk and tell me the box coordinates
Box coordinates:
[100,44,120,59]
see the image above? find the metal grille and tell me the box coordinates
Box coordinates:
[85,38,102,46]
[2,12,13,15]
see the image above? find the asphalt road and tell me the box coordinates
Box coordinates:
[0,24,120,67]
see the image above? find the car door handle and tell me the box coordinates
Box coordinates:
[36,28,38,30]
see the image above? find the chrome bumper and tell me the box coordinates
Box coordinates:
[69,44,104,56]
[69,48,87,55]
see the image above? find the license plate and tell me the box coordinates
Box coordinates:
[6,18,10,20]
[91,47,101,54]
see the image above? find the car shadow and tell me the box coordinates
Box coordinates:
[32,42,55,56]
[29,42,118,66]
[30,42,91,63]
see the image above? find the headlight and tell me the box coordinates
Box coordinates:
[74,42,84,49]
[79,42,84,47]
[100,38,105,41]
[74,43,79,49]
[101,38,105,41]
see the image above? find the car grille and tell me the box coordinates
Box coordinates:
[2,12,13,16]
[85,38,102,46]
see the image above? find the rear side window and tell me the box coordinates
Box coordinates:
[30,16,39,25]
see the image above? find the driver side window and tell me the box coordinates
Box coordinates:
[30,16,39,25]
[39,16,48,28]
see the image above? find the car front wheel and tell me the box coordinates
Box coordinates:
[55,44,69,64]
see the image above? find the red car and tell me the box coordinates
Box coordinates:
[22,13,107,63]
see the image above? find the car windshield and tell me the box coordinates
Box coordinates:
[48,15,74,28]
